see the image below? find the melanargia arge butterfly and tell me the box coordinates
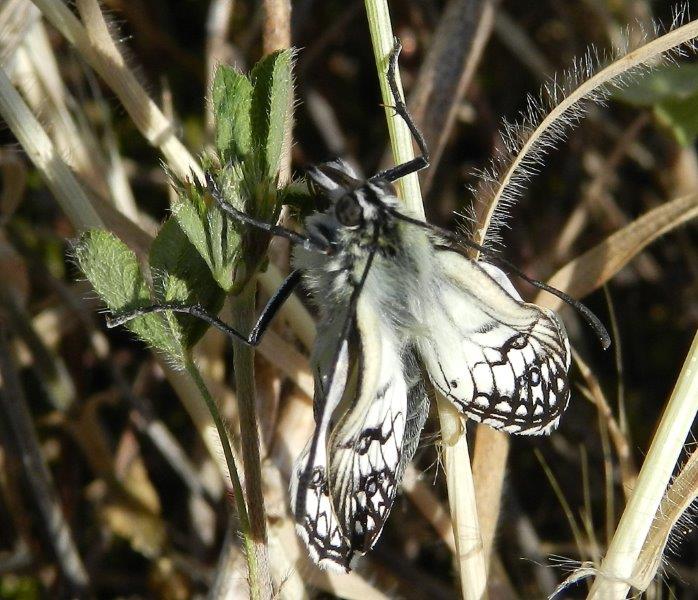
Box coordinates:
[108,39,609,573]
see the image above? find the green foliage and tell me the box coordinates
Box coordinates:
[173,49,295,292]
[0,575,42,600]
[212,68,253,164]
[171,177,244,292]
[249,50,294,181]
[75,229,185,364]
[149,217,224,346]
[76,50,295,365]
[613,63,698,145]
[75,227,222,367]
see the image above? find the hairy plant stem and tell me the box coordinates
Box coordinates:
[231,279,273,599]
[184,357,260,599]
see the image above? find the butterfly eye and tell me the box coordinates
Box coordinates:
[335,194,363,227]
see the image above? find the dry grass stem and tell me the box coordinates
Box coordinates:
[366,1,488,596]
[407,0,496,193]
[0,327,90,594]
[574,350,636,494]
[437,400,489,600]
[262,0,291,55]
[471,427,508,567]
[540,192,698,308]
[632,446,698,591]
[477,18,698,244]
[32,0,203,183]
[0,66,102,229]
[588,331,698,598]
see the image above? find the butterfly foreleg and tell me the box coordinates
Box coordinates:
[371,38,430,183]
[106,269,302,348]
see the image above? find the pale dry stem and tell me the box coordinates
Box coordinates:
[588,331,698,598]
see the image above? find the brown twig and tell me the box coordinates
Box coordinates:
[574,349,637,495]
[262,0,291,55]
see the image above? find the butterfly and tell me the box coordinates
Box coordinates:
[107,39,609,573]
[281,41,609,571]
[286,157,582,571]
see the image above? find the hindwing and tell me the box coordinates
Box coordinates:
[419,250,571,435]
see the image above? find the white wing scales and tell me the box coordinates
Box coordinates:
[290,338,353,570]
[419,251,571,435]
[291,298,425,571]
[329,303,407,553]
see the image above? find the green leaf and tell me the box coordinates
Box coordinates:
[612,63,698,145]
[654,95,698,146]
[613,63,698,106]
[172,179,244,292]
[212,66,253,163]
[250,49,294,182]
[74,230,187,365]
[149,217,225,347]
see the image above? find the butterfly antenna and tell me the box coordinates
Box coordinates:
[386,208,611,350]
[492,258,611,350]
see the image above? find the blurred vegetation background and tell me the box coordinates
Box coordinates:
[0,0,696,598]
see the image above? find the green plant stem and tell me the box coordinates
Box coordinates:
[365,3,488,597]
[587,330,698,599]
[184,357,260,598]
[231,280,273,599]
[364,0,423,214]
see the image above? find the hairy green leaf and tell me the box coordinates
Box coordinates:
[149,217,225,346]
[250,49,294,182]
[172,178,244,292]
[74,230,186,365]
[212,66,253,163]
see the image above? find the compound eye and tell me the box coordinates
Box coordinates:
[335,194,363,227]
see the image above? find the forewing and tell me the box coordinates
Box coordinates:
[328,298,412,554]
[290,335,353,571]
[293,298,428,570]
[419,250,571,435]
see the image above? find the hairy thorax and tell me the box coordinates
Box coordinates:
[293,216,436,341]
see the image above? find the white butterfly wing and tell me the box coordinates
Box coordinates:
[328,298,408,556]
[419,250,571,435]
[290,333,353,570]
[291,295,428,571]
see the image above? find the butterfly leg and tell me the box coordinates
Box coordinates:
[371,37,430,184]
[106,269,302,347]
[205,172,333,255]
